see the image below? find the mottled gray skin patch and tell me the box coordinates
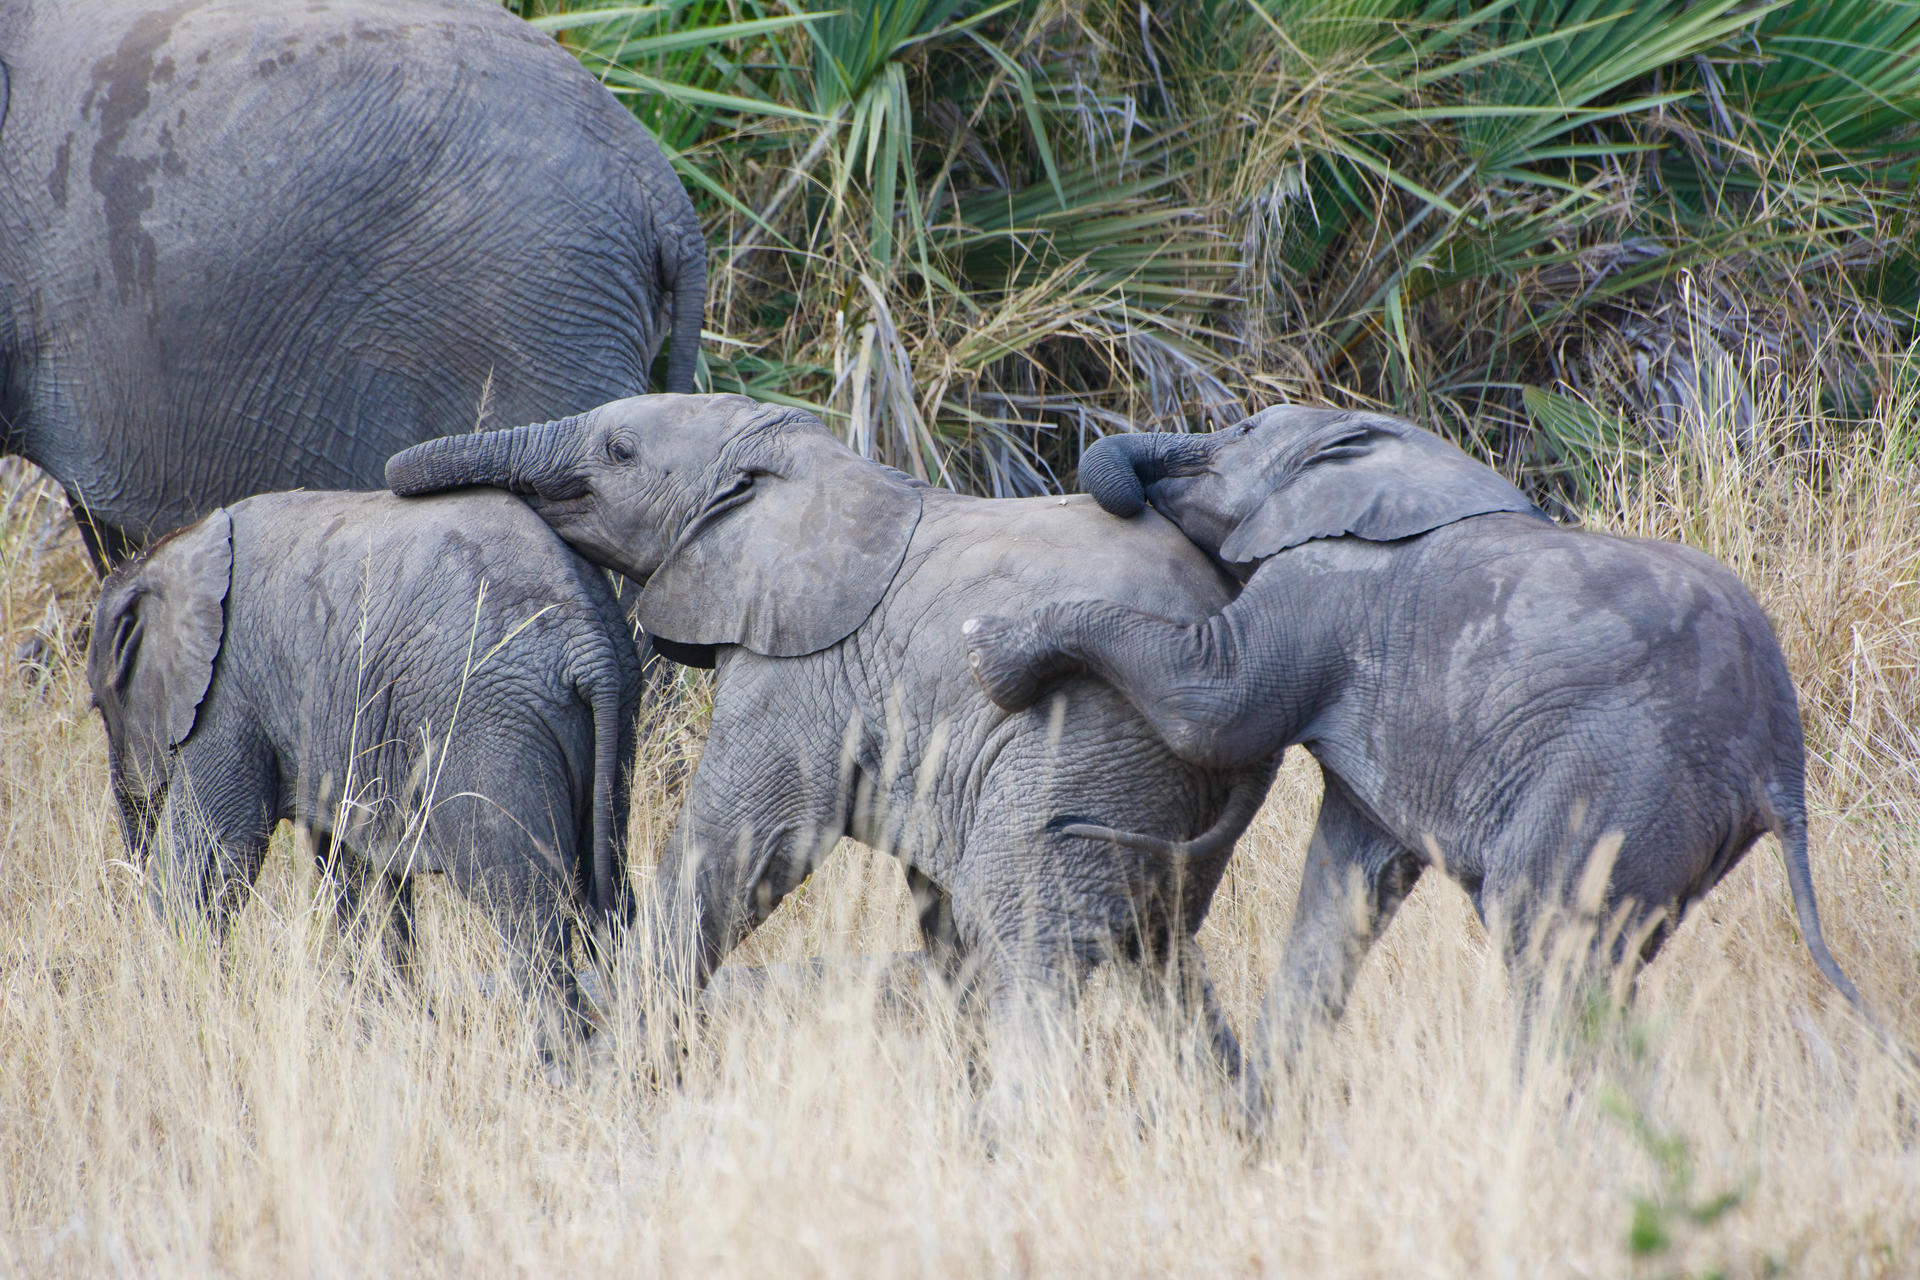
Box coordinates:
[87,489,646,1055]
[0,0,705,569]
[85,4,180,301]
[385,396,1275,1087]
[964,410,1863,1096]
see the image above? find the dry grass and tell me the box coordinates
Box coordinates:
[3,385,1919,1276]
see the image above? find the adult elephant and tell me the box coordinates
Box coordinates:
[961,406,1865,1069]
[0,0,705,567]
[386,395,1275,1082]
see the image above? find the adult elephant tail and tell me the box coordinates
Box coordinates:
[1057,766,1270,863]
[663,236,706,393]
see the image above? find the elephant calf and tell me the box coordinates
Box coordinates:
[87,490,644,1044]
[964,406,1865,1064]
[387,396,1274,1083]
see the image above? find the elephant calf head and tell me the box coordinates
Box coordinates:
[1079,406,1540,567]
[386,395,925,659]
[86,512,233,858]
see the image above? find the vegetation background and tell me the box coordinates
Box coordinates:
[4,0,1920,1273]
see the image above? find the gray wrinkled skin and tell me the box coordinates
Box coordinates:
[387,396,1275,1080]
[0,0,705,568]
[963,405,1863,1078]
[87,490,645,1047]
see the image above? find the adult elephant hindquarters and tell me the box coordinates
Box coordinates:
[0,0,705,565]
[962,406,1865,1061]
[387,396,1274,1079]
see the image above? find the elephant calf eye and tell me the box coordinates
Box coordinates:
[607,438,634,463]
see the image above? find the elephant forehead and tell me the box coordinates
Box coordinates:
[914,493,1235,615]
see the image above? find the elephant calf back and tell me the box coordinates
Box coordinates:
[87,489,646,1046]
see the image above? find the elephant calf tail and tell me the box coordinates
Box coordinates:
[580,665,635,958]
[1057,766,1272,863]
[1776,814,1865,1010]
[1777,814,1920,1076]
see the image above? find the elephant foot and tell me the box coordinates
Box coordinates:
[962,614,1069,711]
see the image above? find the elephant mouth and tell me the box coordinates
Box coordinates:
[515,474,591,503]
[519,490,595,532]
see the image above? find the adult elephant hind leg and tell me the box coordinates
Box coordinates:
[1249,771,1424,1099]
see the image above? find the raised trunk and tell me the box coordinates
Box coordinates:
[1077,431,1214,517]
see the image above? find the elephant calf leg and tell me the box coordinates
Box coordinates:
[485,884,590,1073]
[315,833,418,986]
[646,813,834,1006]
[149,769,273,939]
[430,807,592,1072]
[907,864,979,1006]
[1251,777,1424,1088]
[1121,934,1246,1085]
[964,602,1293,769]
[1485,873,1676,1070]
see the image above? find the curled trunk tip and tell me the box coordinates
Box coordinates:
[1078,431,1210,518]
[386,435,486,496]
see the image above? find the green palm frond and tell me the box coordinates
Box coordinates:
[1723,0,1920,165]
[509,0,1920,494]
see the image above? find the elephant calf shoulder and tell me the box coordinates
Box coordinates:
[87,489,647,1049]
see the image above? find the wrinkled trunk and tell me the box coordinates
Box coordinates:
[385,417,578,497]
[1077,431,1214,517]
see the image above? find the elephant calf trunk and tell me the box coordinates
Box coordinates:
[1079,431,1215,518]
[386,418,575,497]
[387,435,494,496]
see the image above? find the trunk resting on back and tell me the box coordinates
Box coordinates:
[385,417,577,497]
[1078,431,1215,517]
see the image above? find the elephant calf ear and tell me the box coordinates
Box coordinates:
[638,428,923,658]
[1217,409,1540,563]
[87,510,233,782]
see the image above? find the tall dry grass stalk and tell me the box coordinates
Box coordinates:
[4,367,1919,1274]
